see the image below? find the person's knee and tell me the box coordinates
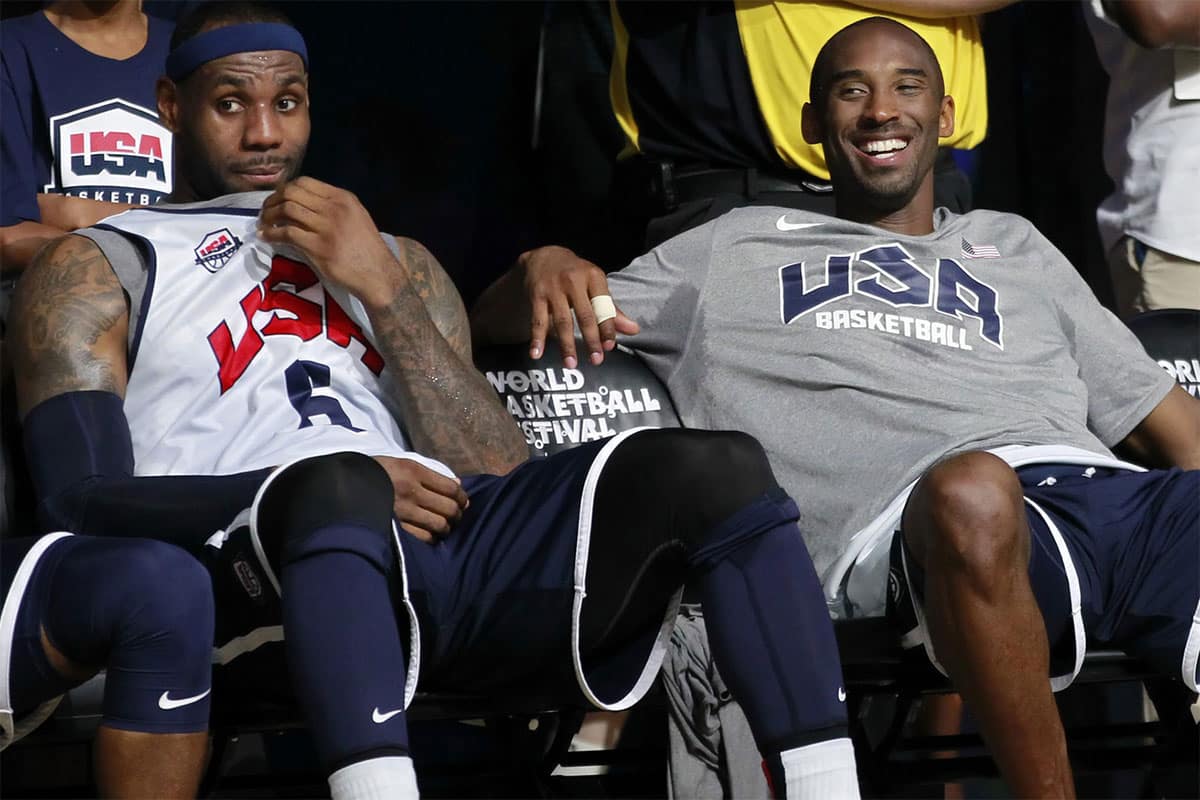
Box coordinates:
[123,540,214,658]
[47,539,213,667]
[904,451,1027,578]
[627,429,779,521]
[690,429,777,498]
[257,452,395,569]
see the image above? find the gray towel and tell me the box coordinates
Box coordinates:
[662,605,770,799]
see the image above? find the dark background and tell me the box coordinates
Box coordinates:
[1,1,1116,310]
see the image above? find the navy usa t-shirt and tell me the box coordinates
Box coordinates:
[1,11,173,225]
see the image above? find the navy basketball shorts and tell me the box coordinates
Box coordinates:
[2,533,213,748]
[0,534,67,747]
[205,429,679,711]
[891,464,1199,692]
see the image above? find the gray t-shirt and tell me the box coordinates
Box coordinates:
[607,206,1174,577]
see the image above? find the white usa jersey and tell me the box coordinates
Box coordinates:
[79,194,454,479]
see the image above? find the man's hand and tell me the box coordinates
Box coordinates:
[258,177,400,310]
[260,176,527,476]
[374,456,470,543]
[517,246,639,369]
[3,196,139,275]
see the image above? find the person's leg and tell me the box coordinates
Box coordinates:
[1103,237,1199,319]
[253,453,417,800]
[585,429,857,799]
[901,451,1073,799]
[92,728,209,799]
[1134,243,1200,314]
[1107,237,1143,320]
[10,535,214,799]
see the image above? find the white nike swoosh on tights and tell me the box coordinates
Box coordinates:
[776,215,825,232]
[158,689,211,710]
[838,687,847,703]
[372,706,404,724]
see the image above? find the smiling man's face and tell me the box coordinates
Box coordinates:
[802,18,954,218]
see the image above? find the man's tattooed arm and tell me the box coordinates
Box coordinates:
[369,236,528,476]
[10,235,130,418]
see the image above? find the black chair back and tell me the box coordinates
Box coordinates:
[475,339,681,457]
[1127,308,1200,397]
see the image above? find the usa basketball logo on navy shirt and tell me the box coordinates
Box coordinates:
[44,99,172,206]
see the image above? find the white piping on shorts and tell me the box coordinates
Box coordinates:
[0,533,72,751]
[1182,594,1200,694]
[898,496,1087,691]
[389,520,421,710]
[1024,496,1086,691]
[571,427,684,711]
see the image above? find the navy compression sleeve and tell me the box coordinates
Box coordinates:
[22,391,270,553]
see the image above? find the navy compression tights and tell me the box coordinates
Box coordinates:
[9,535,213,733]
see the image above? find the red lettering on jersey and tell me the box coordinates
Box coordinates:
[325,293,384,375]
[208,289,266,393]
[200,234,230,256]
[260,257,323,340]
[208,255,386,393]
[89,131,136,155]
[70,133,85,156]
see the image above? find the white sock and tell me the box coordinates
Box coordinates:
[328,755,419,800]
[779,738,860,800]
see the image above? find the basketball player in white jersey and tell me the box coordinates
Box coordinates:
[8,3,862,798]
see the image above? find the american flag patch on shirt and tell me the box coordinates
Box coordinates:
[960,238,1000,259]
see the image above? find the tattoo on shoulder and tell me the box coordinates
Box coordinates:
[10,235,129,412]
[395,237,471,360]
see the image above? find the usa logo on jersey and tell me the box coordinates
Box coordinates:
[194,229,242,273]
[778,243,1004,351]
[207,255,385,394]
[44,99,172,205]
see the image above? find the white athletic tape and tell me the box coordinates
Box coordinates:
[590,294,617,324]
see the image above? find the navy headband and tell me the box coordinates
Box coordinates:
[166,22,308,82]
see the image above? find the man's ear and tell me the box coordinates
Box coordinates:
[156,77,182,134]
[801,102,822,145]
[938,94,955,139]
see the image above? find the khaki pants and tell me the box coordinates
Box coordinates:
[1108,237,1200,319]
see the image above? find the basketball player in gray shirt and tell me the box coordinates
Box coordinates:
[474,17,1200,798]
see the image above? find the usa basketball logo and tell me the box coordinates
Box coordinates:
[44,99,172,204]
[194,228,242,273]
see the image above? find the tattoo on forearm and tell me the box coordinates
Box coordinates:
[399,238,472,358]
[371,238,527,475]
[11,235,129,414]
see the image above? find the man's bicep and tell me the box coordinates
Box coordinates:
[392,236,473,362]
[9,234,130,417]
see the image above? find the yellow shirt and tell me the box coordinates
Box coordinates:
[612,1,988,180]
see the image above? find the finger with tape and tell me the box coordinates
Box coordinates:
[590,294,617,324]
